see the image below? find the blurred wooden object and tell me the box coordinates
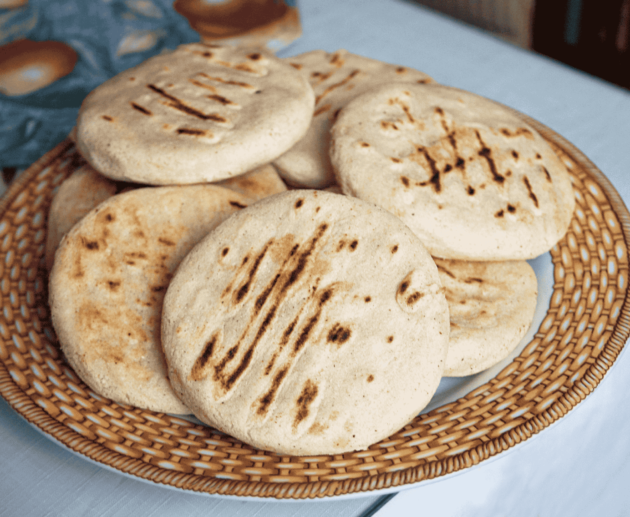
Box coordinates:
[413,0,536,48]
[533,0,629,89]
[414,0,630,89]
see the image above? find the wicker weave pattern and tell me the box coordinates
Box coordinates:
[0,119,628,499]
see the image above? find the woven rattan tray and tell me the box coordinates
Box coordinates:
[0,115,628,500]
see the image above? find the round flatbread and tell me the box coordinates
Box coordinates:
[330,83,575,260]
[162,190,449,455]
[49,185,251,414]
[45,163,118,271]
[435,258,538,377]
[76,43,314,185]
[273,50,433,188]
[46,163,287,271]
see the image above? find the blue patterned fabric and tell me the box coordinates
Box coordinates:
[0,0,295,170]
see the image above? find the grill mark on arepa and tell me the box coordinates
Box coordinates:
[207,224,330,394]
[381,120,399,131]
[434,107,458,150]
[310,71,332,83]
[437,264,456,278]
[222,305,275,390]
[176,128,209,136]
[330,52,344,67]
[147,84,228,123]
[500,127,534,139]
[327,323,351,345]
[254,245,298,315]
[280,224,329,295]
[543,166,552,182]
[199,57,261,75]
[294,380,318,429]
[207,93,236,106]
[233,240,273,305]
[314,104,331,117]
[475,130,505,184]
[82,237,100,250]
[255,272,282,315]
[314,69,360,105]
[190,49,214,58]
[293,287,334,354]
[256,367,289,415]
[401,103,415,123]
[229,200,247,209]
[190,333,219,381]
[232,63,258,74]
[406,291,424,305]
[261,276,324,384]
[188,78,217,92]
[131,103,152,116]
[523,176,539,207]
[263,308,302,376]
[198,73,254,90]
[414,147,441,193]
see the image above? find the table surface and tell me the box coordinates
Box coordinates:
[2,1,630,516]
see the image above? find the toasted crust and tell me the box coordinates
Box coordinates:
[49,185,251,414]
[274,50,433,188]
[216,163,287,202]
[45,164,118,271]
[330,83,575,260]
[162,190,449,455]
[436,259,538,376]
[76,43,314,185]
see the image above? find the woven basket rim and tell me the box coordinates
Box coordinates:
[1,114,628,500]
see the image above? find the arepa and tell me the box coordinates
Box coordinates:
[45,163,119,271]
[49,185,251,414]
[161,190,449,455]
[274,50,433,188]
[330,83,575,260]
[76,43,314,185]
[436,258,538,376]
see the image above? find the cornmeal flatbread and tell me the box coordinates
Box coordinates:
[49,185,251,414]
[46,162,287,271]
[436,258,537,376]
[162,190,449,455]
[330,83,575,260]
[45,163,118,271]
[76,43,314,185]
[274,50,433,188]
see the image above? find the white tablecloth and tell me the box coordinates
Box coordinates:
[2,1,629,515]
